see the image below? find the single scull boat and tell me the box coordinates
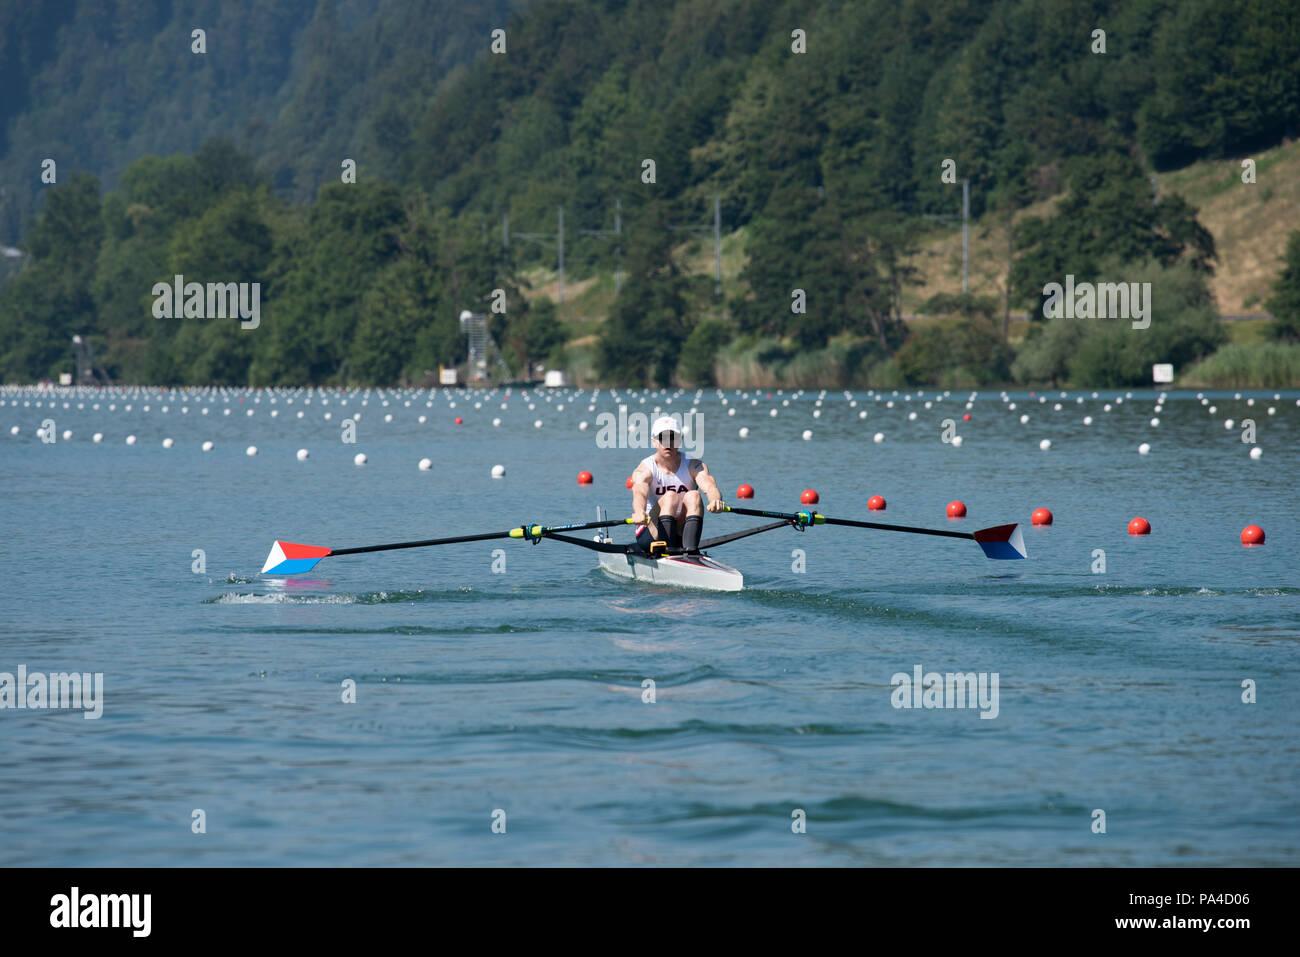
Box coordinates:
[260,507,1026,591]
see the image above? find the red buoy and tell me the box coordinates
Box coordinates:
[801,489,820,505]
[962,413,971,421]
[1031,507,1053,526]
[578,471,593,485]
[1241,524,1265,546]
[868,495,886,511]
[625,476,634,489]
[946,500,967,519]
[737,483,754,499]
[454,417,463,425]
[1128,517,1151,536]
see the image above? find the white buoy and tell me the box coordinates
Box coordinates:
[951,435,963,447]
[417,415,426,424]
[1249,447,1263,460]
[1224,419,1234,429]
[738,427,749,438]
[418,458,432,470]
[1019,414,1029,424]
[491,464,506,478]
[1083,416,1093,425]
[1138,443,1150,455]
[93,433,103,443]
[801,429,813,440]
[492,418,501,427]
[296,448,309,461]
[1150,417,1159,427]
[907,411,917,421]
[579,421,589,431]
[125,435,137,445]
[202,441,214,451]
[384,414,393,422]
[246,445,257,456]
[858,410,867,419]
[534,419,543,428]
[353,452,366,466]
[1039,439,1051,451]
[62,430,73,440]
[873,432,884,443]
[162,437,174,448]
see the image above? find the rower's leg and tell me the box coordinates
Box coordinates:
[656,491,681,546]
[681,490,703,553]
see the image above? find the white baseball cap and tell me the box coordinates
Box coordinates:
[651,415,682,437]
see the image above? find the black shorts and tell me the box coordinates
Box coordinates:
[635,524,680,554]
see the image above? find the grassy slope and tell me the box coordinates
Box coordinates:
[517,142,1299,382]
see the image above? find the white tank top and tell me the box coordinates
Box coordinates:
[642,453,695,512]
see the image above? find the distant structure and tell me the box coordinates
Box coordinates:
[72,335,111,385]
[459,309,503,383]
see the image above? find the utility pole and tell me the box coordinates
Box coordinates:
[713,195,722,297]
[1150,172,1159,238]
[923,179,970,295]
[507,206,565,303]
[962,178,969,294]
[669,196,724,298]
[580,198,623,294]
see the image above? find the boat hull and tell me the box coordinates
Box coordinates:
[597,550,744,591]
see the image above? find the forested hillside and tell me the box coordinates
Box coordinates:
[0,0,518,238]
[2,0,1298,387]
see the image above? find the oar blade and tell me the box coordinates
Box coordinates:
[261,541,332,575]
[972,523,1027,560]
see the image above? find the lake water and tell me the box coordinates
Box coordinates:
[2,385,1297,865]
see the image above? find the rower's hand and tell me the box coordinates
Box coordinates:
[707,498,726,513]
[631,512,647,525]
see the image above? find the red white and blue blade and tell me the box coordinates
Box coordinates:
[261,541,332,575]
[972,523,1027,560]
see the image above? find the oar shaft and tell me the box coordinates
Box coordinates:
[332,530,511,555]
[821,516,974,541]
[329,517,632,557]
[725,506,973,541]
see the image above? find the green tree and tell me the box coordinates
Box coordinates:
[1266,230,1300,342]
[1011,153,1215,310]
[0,173,101,380]
[598,202,693,385]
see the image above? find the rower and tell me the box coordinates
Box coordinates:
[629,416,726,556]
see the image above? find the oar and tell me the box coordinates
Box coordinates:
[261,517,634,575]
[724,506,1026,560]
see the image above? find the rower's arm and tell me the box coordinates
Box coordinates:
[691,460,726,512]
[630,463,652,523]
